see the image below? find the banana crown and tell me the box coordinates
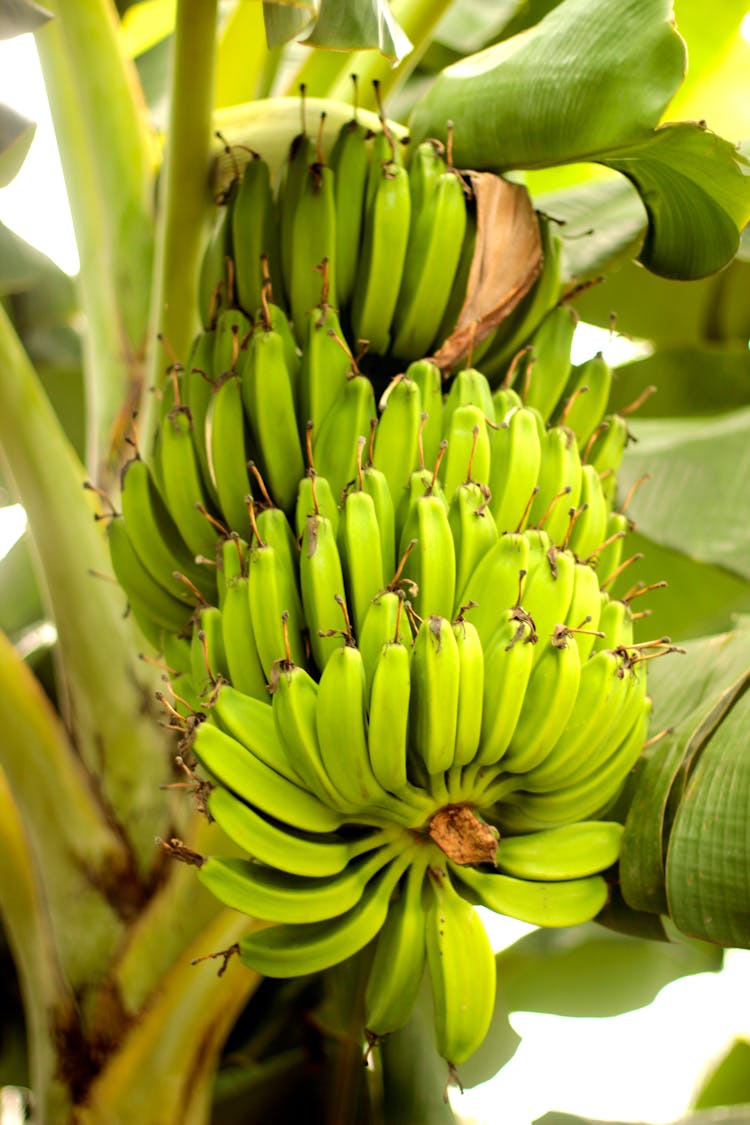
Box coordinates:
[107,117,677,1076]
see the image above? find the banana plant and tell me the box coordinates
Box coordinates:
[0,1,748,1122]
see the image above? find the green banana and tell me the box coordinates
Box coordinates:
[207,786,346,875]
[521,305,578,422]
[441,403,491,501]
[232,152,282,317]
[406,359,443,471]
[399,483,456,621]
[107,515,193,635]
[458,532,529,646]
[271,659,359,811]
[454,863,609,927]
[488,407,542,534]
[205,372,252,535]
[529,425,583,547]
[391,168,468,359]
[210,681,301,783]
[159,407,219,561]
[240,301,305,512]
[409,617,460,776]
[289,154,337,343]
[521,649,631,792]
[567,463,609,563]
[193,722,342,834]
[452,616,484,768]
[198,180,236,328]
[120,456,215,604]
[198,841,399,924]
[299,511,348,671]
[501,625,582,774]
[425,866,496,1066]
[495,822,623,880]
[218,538,268,700]
[373,374,422,510]
[350,159,411,355]
[317,640,389,808]
[238,848,415,978]
[358,589,413,699]
[558,352,613,450]
[313,373,376,501]
[365,851,429,1038]
[328,115,369,308]
[338,484,385,636]
[367,637,411,794]
[297,301,351,435]
[448,482,498,601]
[473,608,536,768]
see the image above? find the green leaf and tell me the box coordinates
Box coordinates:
[618,409,750,582]
[409,0,686,164]
[665,676,750,946]
[603,123,750,279]
[263,1,315,49]
[408,0,750,279]
[498,922,721,1020]
[621,654,750,921]
[0,0,51,38]
[304,0,412,59]
[0,103,35,187]
[694,1039,750,1110]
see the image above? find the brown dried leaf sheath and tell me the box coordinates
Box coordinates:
[432,173,543,372]
[428,804,498,866]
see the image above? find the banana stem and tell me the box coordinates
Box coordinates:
[34,0,156,482]
[141,0,220,458]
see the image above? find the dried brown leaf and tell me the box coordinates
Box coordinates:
[433,173,542,371]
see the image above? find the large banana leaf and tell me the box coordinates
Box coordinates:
[620,623,750,945]
[408,0,750,279]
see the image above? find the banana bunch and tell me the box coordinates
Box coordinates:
[198,102,571,383]
[106,101,670,1079]
[107,340,669,1074]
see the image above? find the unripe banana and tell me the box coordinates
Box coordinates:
[373,375,423,509]
[521,304,577,421]
[441,404,491,501]
[328,116,370,307]
[425,866,496,1066]
[367,638,411,793]
[410,616,460,775]
[313,373,376,501]
[338,486,385,636]
[391,168,468,359]
[317,640,387,808]
[406,358,443,470]
[488,407,541,534]
[350,159,411,355]
[289,157,337,343]
[559,352,613,450]
[452,616,484,768]
[448,482,498,600]
[299,512,348,671]
[454,863,609,927]
[232,152,282,317]
[365,852,429,1038]
[496,821,623,880]
[399,486,456,621]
